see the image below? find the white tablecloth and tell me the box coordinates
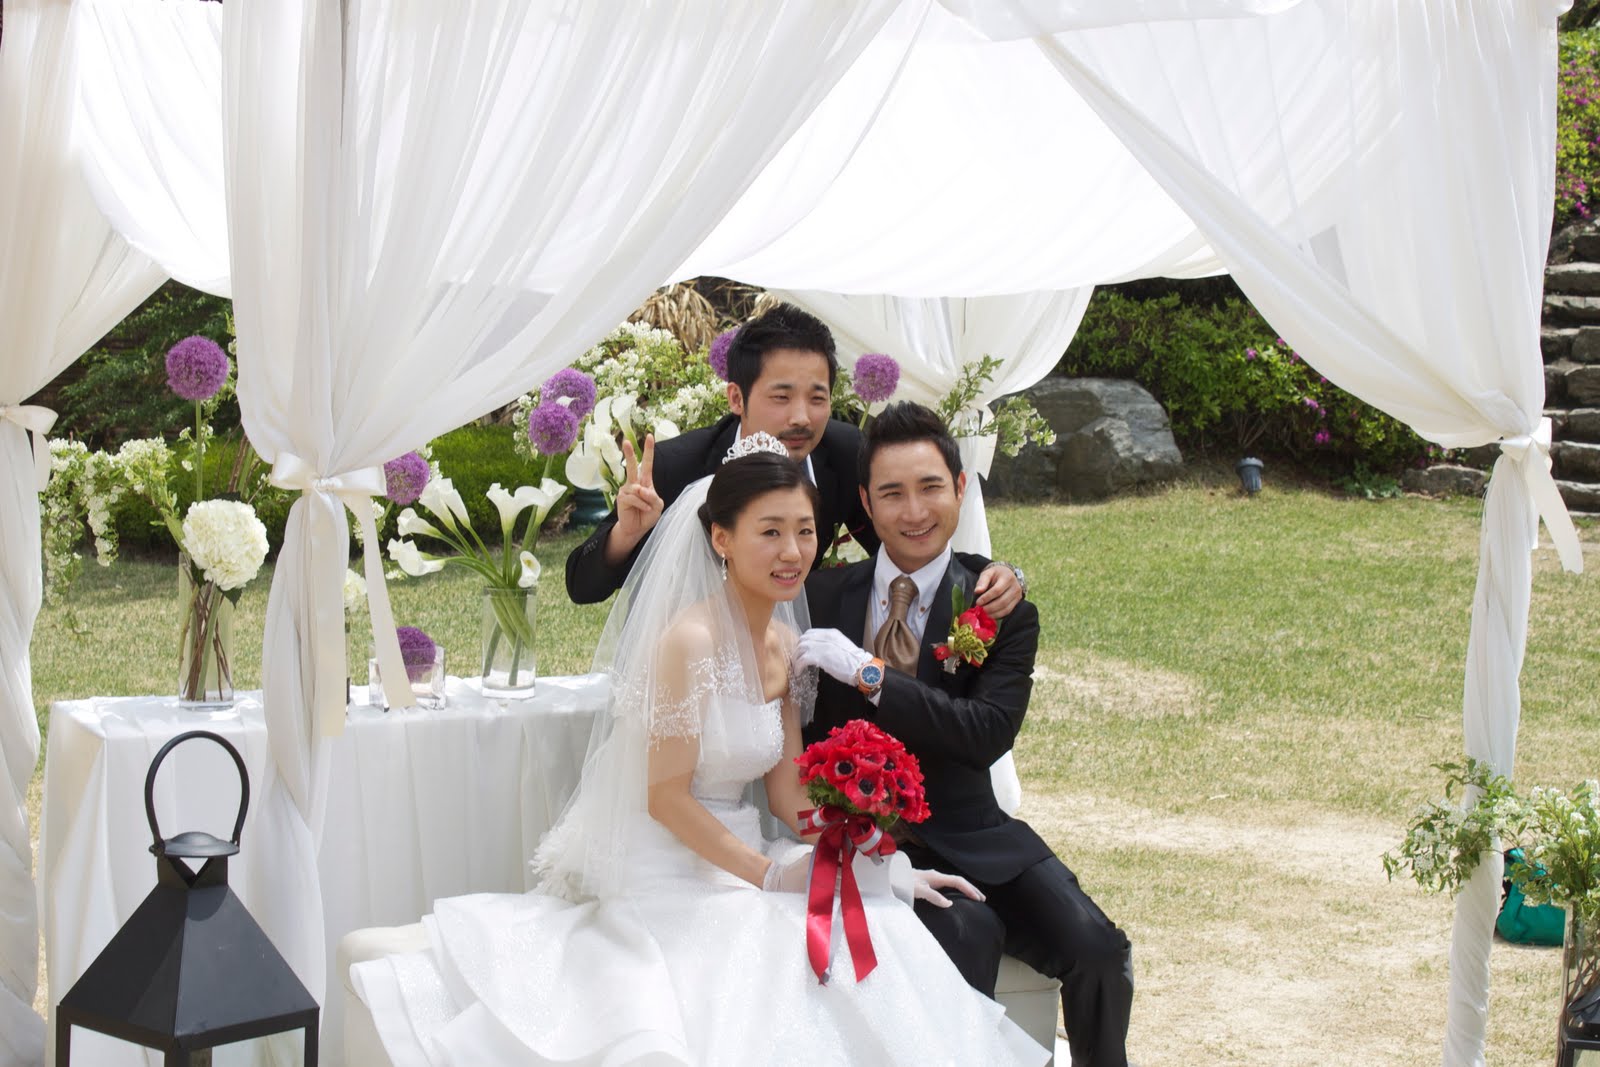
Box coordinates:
[39,674,607,1067]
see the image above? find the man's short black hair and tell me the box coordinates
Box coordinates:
[725,303,839,400]
[858,401,963,488]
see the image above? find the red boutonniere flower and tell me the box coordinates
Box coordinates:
[932,587,998,673]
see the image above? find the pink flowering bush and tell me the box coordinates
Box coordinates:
[1558,31,1600,226]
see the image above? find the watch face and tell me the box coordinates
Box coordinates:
[860,663,884,687]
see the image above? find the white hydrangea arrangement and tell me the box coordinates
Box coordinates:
[181,500,269,592]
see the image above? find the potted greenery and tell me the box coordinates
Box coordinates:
[1384,760,1600,1049]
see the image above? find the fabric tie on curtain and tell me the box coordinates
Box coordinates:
[267,454,411,731]
[1498,418,1581,573]
[0,404,56,491]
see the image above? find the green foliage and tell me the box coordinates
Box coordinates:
[1059,290,1431,472]
[431,423,557,539]
[1385,759,1600,924]
[933,356,1056,458]
[1337,462,1403,501]
[1558,30,1600,225]
[57,282,233,448]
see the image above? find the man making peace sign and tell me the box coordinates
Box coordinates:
[563,303,1025,614]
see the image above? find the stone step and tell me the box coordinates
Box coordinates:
[1554,440,1600,480]
[1572,365,1600,406]
[1549,361,1578,405]
[1544,294,1600,326]
[1575,234,1600,260]
[1546,262,1600,296]
[1545,327,1579,362]
[1557,408,1600,443]
[1559,479,1600,513]
[1573,327,1600,364]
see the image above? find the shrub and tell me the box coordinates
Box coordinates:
[1558,30,1600,226]
[1058,289,1431,472]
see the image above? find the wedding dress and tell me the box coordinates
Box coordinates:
[351,465,1048,1066]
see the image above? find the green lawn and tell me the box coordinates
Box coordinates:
[28,482,1600,1064]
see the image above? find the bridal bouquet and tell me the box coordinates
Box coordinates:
[793,720,929,984]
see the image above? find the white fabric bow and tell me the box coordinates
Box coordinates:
[269,453,412,732]
[0,403,58,491]
[1499,417,1583,574]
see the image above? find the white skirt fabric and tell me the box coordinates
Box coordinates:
[352,803,1049,1067]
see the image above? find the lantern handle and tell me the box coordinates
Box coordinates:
[144,730,250,851]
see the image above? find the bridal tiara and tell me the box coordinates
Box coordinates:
[723,432,790,464]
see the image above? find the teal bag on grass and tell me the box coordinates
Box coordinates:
[1497,848,1565,947]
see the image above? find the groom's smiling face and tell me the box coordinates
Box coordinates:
[860,441,966,574]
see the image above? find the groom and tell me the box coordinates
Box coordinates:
[796,402,1133,1067]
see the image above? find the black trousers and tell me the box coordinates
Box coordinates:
[904,845,1134,1067]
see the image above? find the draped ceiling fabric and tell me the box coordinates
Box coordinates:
[219,0,911,1020]
[0,2,165,1064]
[778,290,1094,555]
[29,1,1578,1063]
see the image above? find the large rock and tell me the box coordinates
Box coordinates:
[1400,464,1488,498]
[1571,327,1600,364]
[986,377,1183,500]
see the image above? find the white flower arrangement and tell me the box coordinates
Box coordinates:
[181,500,270,592]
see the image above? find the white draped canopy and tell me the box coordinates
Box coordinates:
[0,1,1578,1064]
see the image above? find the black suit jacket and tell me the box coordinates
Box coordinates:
[565,414,880,604]
[804,553,1053,885]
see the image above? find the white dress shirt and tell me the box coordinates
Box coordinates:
[867,545,953,651]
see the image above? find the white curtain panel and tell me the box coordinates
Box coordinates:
[222,0,908,1011]
[780,289,1093,554]
[679,1,1234,292]
[0,1,166,1061]
[985,3,1577,1063]
[72,0,229,298]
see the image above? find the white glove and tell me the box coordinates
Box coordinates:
[911,867,986,909]
[761,849,812,893]
[794,628,874,686]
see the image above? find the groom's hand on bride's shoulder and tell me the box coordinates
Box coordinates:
[793,629,873,685]
[973,561,1025,618]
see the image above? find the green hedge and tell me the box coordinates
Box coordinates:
[1058,289,1432,473]
[1558,30,1600,226]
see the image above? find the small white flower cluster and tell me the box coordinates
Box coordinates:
[182,499,269,591]
[40,439,137,602]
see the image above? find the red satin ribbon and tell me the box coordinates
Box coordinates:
[798,805,896,984]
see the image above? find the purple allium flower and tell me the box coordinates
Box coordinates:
[852,353,900,404]
[528,401,580,456]
[384,451,430,505]
[165,336,229,401]
[708,328,738,381]
[540,367,597,419]
[396,626,438,683]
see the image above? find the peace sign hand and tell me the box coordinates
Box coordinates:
[614,434,663,547]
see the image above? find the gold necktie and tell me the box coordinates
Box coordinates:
[874,575,920,676]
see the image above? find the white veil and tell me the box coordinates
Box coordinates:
[534,469,815,901]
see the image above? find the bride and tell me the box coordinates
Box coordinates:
[352,435,1049,1066]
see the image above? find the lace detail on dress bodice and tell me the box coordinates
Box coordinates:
[691,696,784,804]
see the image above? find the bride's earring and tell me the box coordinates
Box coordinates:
[720,555,728,581]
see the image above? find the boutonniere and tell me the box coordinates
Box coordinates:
[932,587,998,674]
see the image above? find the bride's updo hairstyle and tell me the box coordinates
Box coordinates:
[698,452,821,541]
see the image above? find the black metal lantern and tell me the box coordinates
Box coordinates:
[55,730,319,1066]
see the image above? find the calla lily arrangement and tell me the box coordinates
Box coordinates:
[565,394,680,507]
[386,474,567,685]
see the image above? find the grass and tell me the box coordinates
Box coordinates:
[27,480,1600,1065]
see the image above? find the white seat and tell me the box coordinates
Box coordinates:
[340,925,1059,1065]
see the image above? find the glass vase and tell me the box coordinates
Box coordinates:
[1561,907,1600,1053]
[368,646,445,711]
[480,586,537,697]
[177,552,235,708]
